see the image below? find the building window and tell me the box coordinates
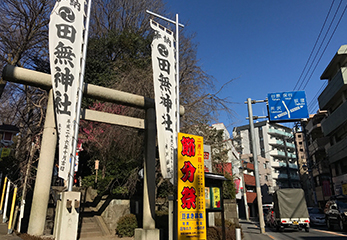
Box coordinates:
[334,157,347,176]
[263,163,267,169]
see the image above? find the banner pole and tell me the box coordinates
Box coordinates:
[68,0,92,191]
[176,13,180,131]
[146,11,184,240]
[175,13,179,240]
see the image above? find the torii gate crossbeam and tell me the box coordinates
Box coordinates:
[2,65,184,239]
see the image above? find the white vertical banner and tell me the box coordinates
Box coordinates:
[150,20,177,179]
[49,0,85,180]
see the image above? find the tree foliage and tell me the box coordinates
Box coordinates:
[79,102,143,196]
[0,0,237,201]
[81,0,237,198]
[0,0,53,201]
[0,0,53,97]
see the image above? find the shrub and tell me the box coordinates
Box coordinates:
[116,214,138,237]
[223,173,236,199]
[81,175,117,195]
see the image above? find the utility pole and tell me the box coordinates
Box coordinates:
[282,137,292,188]
[246,98,266,234]
[301,120,318,206]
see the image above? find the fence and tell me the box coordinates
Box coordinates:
[0,176,18,234]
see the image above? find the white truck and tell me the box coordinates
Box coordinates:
[272,188,310,232]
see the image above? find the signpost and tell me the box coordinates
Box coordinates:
[267,91,309,122]
[246,90,309,234]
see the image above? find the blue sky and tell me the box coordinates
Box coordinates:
[164,0,347,132]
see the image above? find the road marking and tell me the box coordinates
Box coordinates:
[313,228,347,237]
[267,234,275,239]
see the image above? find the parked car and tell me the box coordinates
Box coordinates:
[308,207,326,226]
[324,195,347,231]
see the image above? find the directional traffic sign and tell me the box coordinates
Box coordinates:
[267,91,309,122]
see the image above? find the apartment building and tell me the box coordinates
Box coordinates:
[239,154,257,218]
[233,121,301,201]
[211,123,252,217]
[302,111,331,208]
[318,44,347,195]
[211,123,242,191]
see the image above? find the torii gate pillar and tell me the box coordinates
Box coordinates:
[134,108,160,240]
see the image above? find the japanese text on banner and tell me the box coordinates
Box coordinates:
[49,0,85,180]
[177,133,206,240]
[150,20,177,179]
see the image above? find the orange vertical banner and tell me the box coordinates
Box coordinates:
[177,132,206,240]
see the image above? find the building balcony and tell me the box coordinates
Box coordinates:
[312,163,330,177]
[305,110,327,133]
[268,128,293,138]
[244,174,256,186]
[272,172,288,179]
[242,161,254,171]
[290,175,300,180]
[268,138,284,146]
[233,142,242,149]
[308,137,330,154]
[288,163,298,169]
[269,139,296,150]
[233,132,241,139]
[318,67,347,110]
[271,161,297,170]
[246,192,257,203]
[306,119,319,134]
[286,142,296,149]
[270,150,286,158]
[270,150,296,160]
[321,100,347,136]
[271,161,287,168]
[327,138,347,164]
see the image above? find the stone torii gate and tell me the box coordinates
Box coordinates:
[2,65,184,240]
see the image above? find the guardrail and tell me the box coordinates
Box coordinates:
[0,176,18,234]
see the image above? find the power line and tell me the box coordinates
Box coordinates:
[297,0,343,90]
[302,2,347,90]
[293,1,335,91]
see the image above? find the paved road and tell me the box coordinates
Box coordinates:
[265,225,347,240]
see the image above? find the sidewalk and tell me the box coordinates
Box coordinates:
[1,216,269,240]
[240,220,273,240]
[0,221,22,240]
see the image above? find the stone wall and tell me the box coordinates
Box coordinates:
[215,199,239,225]
[96,199,131,234]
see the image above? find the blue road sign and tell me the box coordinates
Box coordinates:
[267,91,309,122]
